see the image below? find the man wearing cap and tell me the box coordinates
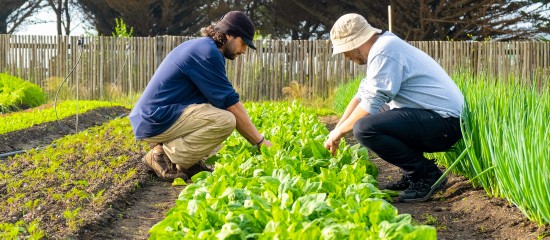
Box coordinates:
[129,11,272,181]
[324,13,464,202]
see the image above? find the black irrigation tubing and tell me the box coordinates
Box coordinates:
[0,144,57,159]
[0,113,129,160]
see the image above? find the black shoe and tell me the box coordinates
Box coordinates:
[398,167,447,203]
[383,174,412,191]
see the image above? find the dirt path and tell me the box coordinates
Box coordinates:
[374,157,543,239]
[79,176,183,240]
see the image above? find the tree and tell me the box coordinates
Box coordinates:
[44,0,95,36]
[74,0,548,40]
[46,0,70,35]
[258,0,548,41]
[388,0,550,41]
[0,0,42,34]
[257,0,388,40]
[76,0,215,36]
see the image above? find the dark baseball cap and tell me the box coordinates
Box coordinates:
[214,11,256,50]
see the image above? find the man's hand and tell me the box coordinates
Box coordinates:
[324,129,343,156]
[260,139,273,147]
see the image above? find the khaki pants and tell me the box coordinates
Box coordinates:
[143,104,236,169]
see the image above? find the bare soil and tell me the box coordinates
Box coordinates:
[2,110,548,239]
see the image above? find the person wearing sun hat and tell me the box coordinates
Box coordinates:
[129,10,272,182]
[324,13,464,202]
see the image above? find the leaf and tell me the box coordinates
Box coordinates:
[215,222,245,239]
[205,155,220,164]
[172,178,187,186]
[309,140,330,159]
[260,144,273,157]
[191,171,212,183]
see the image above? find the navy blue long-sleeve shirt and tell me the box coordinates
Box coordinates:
[129,37,240,139]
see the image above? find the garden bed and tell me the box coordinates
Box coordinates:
[1,108,547,239]
[0,106,128,154]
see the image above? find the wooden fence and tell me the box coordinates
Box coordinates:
[0,34,548,101]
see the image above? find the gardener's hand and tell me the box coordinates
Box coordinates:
[324,129,342,156]
[260,139,273,147]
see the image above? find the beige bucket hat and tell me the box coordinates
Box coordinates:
[330,13,382,55]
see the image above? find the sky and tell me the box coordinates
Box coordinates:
[13,7,94,36]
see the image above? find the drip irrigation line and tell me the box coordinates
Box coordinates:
[117,113,129,119]
[54,36,84,133]
[0,144,57,159]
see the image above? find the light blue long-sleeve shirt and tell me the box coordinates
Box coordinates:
[356,32,464,118]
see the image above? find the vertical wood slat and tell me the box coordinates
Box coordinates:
[0,34,547,102]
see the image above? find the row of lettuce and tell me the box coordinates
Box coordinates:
[335,72,550,226]
[148,102,436,239]
[0,101,437,239]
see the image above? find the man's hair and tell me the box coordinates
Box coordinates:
[201,24,227,48]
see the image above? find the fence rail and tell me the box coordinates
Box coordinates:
[1,34,548,101]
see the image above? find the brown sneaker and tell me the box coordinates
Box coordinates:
[142,148,188,181]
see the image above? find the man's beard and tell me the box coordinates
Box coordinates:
[222,46,237,60]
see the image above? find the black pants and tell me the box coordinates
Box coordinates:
[353,108,462,179]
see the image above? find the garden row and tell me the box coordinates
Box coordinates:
[148,102,436,239]
[0,100,124,135]
[0,109,148,239]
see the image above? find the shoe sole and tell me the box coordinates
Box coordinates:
[399,177,447,203]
